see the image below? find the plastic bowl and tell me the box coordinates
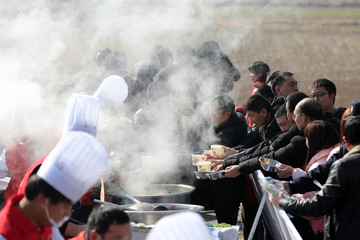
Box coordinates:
[259,157,280,172]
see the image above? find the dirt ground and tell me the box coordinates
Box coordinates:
[222,16,360,107]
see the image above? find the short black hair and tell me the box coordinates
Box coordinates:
[248,61,270,79]
[86,207,130,240]
[311,78,337,104]
[297,98,322,121]
[213,95,235,114]
[267,70,281,84]
[245,95,272,113]
[196,41,222,60]
[254,84,274,102]
[270,71,294,95]
[343,117,360,145]
[25,175,71,205]
[97,49,112,67]
[149,44,164,61]
[286,92,308,113]
[275,103,287,118]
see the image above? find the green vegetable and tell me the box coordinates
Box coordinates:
[209,223,232,228]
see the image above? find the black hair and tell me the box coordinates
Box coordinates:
[97,49,112,67]
[343,117,360,145]
[270,71,294,95]
[149,44,164,61]
[275,103,287,118]
[254,84,274,102]
[196,41,222,60]
[267,70,281,85]
[297,98,322,121]
[98,48,112,57]
[311,78,337,104]
[86,207,130,240]
[286,92,308,113]
[245,95,272,113]
[304,120,340,167]
[25,175,71,205]
[213,95,235,114]
[248,61,270,79]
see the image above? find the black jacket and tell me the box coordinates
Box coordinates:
[288,143,348,194]
[322,107,346,135]
[213,113,248,148]
[279,148,360,240]
[234,113,281,151]
[224,123,299,167]
[234,132,307,176]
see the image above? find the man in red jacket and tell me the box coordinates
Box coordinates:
[0,131,108,240]
[1,139,36,202]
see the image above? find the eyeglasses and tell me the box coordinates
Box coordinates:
[292,113,302,120]
[311,92,329,99]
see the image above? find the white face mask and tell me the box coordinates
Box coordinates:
[42,202,70,228]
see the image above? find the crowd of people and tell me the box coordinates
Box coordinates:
[0,40,359,240]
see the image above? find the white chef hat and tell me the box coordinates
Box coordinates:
[94,75,128,110]
[146,211,212,240]
[37,131,108,202]
[63,93,100,137]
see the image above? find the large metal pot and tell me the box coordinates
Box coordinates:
[124,203,204,225]
[106,184,195,205]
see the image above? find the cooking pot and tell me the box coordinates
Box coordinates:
[94,199,204,225]
[106,184,195,205]
[123,203,204,225]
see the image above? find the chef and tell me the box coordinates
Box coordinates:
[0,131,108,239]
[15,93,102,237]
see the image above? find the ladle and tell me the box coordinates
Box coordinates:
[113,185,167,211]
[94,199,167,211]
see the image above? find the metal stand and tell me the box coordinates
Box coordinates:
[247,193,267,240]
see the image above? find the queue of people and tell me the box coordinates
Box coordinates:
[0,41,359,240]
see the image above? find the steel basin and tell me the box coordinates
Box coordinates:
[106,184,195,205]
[123,203,204,225]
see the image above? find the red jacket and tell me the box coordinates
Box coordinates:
[68,230,86,240]
[4,141,36,201]
[249,78,266,96]
[0,194,53,240]
[17,154,48,196]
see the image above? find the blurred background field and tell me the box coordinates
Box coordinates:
[1,0,359,110]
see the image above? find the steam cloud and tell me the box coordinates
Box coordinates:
[0,0,260,193]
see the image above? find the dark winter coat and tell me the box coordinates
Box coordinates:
[224,123,299,168]
[279,147,360,240]
[233,132,307,176]
[213,113,248,148]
